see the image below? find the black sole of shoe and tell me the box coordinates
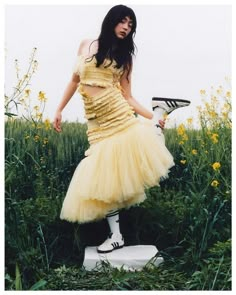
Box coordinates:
[97,245,124,254]
[152,97,191,104]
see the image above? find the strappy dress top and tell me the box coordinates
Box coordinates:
[73,54,124,88]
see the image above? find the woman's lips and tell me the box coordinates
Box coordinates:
[120,32,126,37]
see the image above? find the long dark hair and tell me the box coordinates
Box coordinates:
[89,5,137,80]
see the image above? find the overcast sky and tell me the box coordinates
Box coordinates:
[5,4,231,127]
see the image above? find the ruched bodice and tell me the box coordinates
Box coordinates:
[73,55,124,88]
[73,54,137,147]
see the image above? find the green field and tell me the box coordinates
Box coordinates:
[5,99,231,290]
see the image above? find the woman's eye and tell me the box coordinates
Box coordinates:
[120,18,133,28]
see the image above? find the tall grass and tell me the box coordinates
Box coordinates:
[5,116,231,290]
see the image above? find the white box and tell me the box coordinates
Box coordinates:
[83,245,164,271]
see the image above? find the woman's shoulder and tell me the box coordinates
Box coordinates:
[77,39,98,56]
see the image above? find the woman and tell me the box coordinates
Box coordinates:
[53,5,174,254]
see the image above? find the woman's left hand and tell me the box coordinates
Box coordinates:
[158,119,166,129]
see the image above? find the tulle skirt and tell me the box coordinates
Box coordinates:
[60,86,174,223]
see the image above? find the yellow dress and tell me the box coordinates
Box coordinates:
[60,54,174,223]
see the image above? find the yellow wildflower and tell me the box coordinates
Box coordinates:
[216,86,223,95]
[182,133,189,141]
[226,91,231,98]
[192,149,197,155]
[208,110,217,118]
[44,118,51,130]
[43,138,49,145]
[25,135,30,140]
[196,106,202,112]
[180,160,186,165]
[211,133,219,144]
[211,95,218,104]
[33,60,38,72]
[223,102,231,111]
[38,91,47,102]
[34,135,40,142]
[222,112,228,120]
[177,124,186,136]
[179,141,184,145]
[200,89,206,95]
[211,180,219,187]
[34,105,39,111]
[186,118,193,125]
[212,162,221,171]
[36,112,42,119]
[24,89,31,96]
[19,97,25,103]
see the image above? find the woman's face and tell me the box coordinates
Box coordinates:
[114,16,133,39]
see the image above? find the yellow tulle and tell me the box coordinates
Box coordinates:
[60,119,174,223]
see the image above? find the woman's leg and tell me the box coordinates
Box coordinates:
[106,209,121,235]
[97,210,124,253]
[152,97,191,125]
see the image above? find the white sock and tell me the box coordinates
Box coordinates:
[152,109,166,142]
[106,210,121,236]
[152,108,167,124]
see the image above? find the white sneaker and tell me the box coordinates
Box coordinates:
[152,97,191,114]
[97,233,124,254]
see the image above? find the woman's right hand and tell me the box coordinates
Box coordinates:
[53,111,62,133]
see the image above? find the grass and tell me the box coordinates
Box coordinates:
[5,114,231,290]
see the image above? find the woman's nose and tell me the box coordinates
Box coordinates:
[122,22,129,30]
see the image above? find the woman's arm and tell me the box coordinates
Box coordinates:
[53,41,88,132]
[53,74,80,132]
[120,62,153,120]
[55,74,80,113]
[120,62,165,128]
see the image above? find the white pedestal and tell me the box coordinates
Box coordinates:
[83,245,164,271]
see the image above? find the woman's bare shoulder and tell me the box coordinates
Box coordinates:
[77,39,98,56]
